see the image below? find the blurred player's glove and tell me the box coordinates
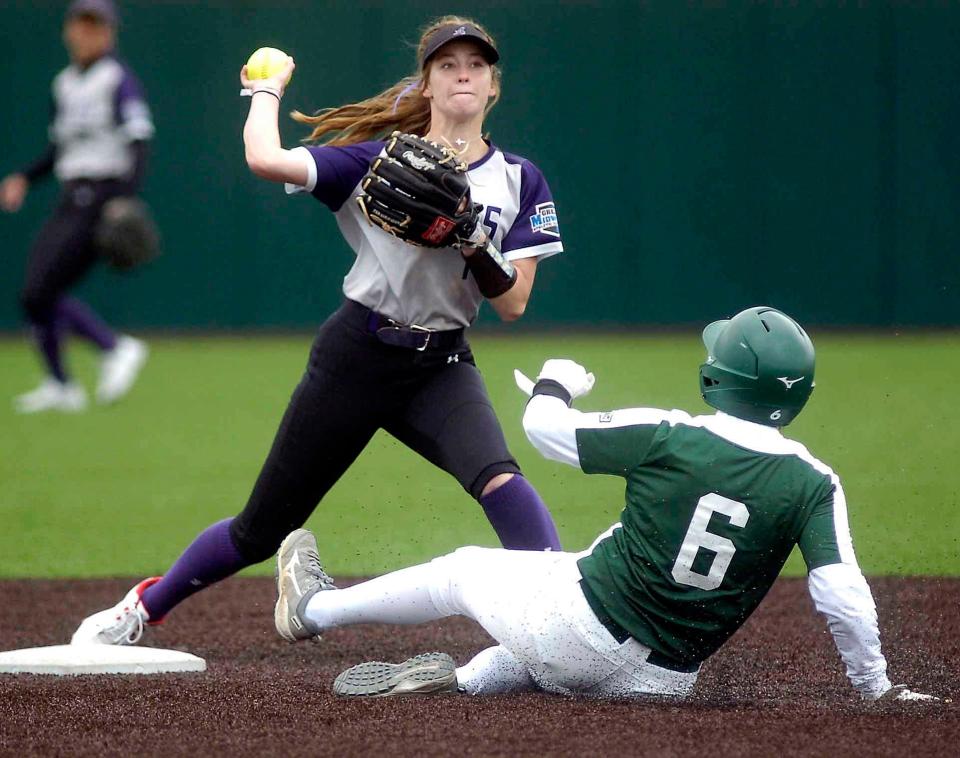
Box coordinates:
[94,197,161,271]
[357,132,483,248]
[534,359,596,404]
[865,684,941,703]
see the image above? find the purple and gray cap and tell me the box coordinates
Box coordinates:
[420,23,499,68]
[66,0,118,26]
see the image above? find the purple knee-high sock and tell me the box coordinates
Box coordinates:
[33,317,68,383]
[479,475,562,551]
[57,297,116,351]
[139,518,252,620]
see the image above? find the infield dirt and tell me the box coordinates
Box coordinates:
[0,577,956,757]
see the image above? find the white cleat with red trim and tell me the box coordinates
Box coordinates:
[71,577,164,646]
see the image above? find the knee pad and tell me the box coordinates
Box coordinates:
[471,463,522,501]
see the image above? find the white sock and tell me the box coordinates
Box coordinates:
[304,562,450,629]
[456,645,536,695]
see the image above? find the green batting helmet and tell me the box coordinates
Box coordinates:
[699,306,815,427]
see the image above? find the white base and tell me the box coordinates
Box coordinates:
[0,644,206,675]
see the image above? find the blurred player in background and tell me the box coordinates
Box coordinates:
[272,307,937,703]
[0,0,151,413]
[72,16,565,645]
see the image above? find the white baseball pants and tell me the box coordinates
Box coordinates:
[304,546,698,698]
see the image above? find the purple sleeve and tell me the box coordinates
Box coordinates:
[112,60,154,140]
[305,141,384,211]
[500,158,562,254]
[116,71,145,107]
[112,65,145,120]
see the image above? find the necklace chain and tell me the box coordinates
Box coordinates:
[439,134,484,156]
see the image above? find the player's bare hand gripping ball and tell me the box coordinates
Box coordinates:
[240,47,295,98]
[246,47,294,82]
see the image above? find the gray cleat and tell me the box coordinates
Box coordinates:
[274,529,336,642]
[333,652,460,697]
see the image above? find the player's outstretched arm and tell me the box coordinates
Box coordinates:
[520,359,688,473]
[521,359,595,466]
[802,501,939,703]
[807,562,892,698]
[241,58,308,186]
[798,482,898,698]
[523,392,583,466]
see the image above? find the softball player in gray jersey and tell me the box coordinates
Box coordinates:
[72,16,565,646]
[272,308,936,703]
[0,0,151,413]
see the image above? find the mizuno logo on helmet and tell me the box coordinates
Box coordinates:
[777,376,805,389]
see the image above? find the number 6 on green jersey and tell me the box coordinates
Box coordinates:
[671,493,750,591]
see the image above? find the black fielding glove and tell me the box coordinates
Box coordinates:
[94,197,161,271]
[357,132,483,248]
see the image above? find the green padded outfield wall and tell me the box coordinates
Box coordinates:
[1,1,957,330]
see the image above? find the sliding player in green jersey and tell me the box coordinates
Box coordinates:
[271,306,937,702]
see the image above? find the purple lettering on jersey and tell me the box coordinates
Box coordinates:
[306,141,384,211]
[500,153,561,253]
[483,205,502,238]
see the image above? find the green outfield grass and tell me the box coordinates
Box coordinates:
[1,331,957,578]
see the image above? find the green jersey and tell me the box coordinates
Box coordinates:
[568,408,847,665]
[521,384,888,696]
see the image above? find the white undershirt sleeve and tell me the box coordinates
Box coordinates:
[522,396,688,469]
[807,562,891,697]
[522,395,585,467]
[284,146,318,195]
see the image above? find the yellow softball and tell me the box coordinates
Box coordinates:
[245,47,292,83]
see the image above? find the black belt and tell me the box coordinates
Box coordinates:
[346,300,465,352]
[579,580,700,674]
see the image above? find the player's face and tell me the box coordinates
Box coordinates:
[423,41,496,122]
[63,15,114,66]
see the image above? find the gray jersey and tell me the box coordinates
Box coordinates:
[50,54,154,182]
[287,141,562,330]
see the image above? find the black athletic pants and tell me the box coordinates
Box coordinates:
[20,180,127,323]
[230,300,521,562]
